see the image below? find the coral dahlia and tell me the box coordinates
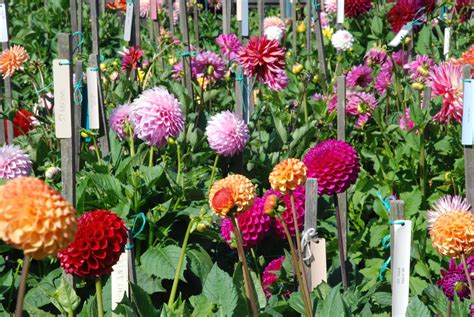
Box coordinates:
[0,45,29,78]
[209,174,256,217]
[269,158,307,195]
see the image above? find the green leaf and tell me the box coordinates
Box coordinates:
[371,16,383,35]
[89,174,123,199]
[140,245,187,281]
[49,277,81,315]
[24,268,63,312]
[406,296,431,317]
[189,295,215,317]
[139,165,164,187]
[130,283,159,316]
[371,292,391,308]
[187,245,213,281]
[203,264,238,317]
[315,285,346,317]
[271,113,288,144]
[409,276,429,296]
[250,271,267,309]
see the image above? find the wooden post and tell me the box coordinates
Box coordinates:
[313,0,327,81]
[389,200,405,270]
[73,62,83,172]
[305,0,311,54]
[99,0,105,14]
[168,0,175,35]
[280,0,285,19]
[179,0,194,107]
[222,0,230,34]
[303,178,318,290]
[421,86,431,110]
[258,0,264,35]
[0,0,13,144]
[131,0,141,47]
[463,65,474,205]
[192,3,199,48]
[291,0,297,53]
[70,0,79,47]
[407,30,414,62]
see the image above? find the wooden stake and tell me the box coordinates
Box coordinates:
[463,65,474,205]
[179,0,194,108]
[192,3,199,47]
[305,0,311,54]
[389,200,405,270]
[291,0,297,54]
[222,0,230,34]
[131,0,141,47]
[70,0,79,47]
[258,0,264,35]
[99,0,105,14]
[73,62,83,172]
[421,86,431,110]
[0,0,13,144]
[280,0,285,19]
[168,0,175,35]
[303,178,318,291]
[313,0,327,81]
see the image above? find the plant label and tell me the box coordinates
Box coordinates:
[0,3,8,43]
[336,0,344,24]
[310,238,327,289]
[443,27,451,58]
[124,2,134,41]
[53,59,72,139]
[391,220,412,317]
[462,80,474,145]
[388,23,412,47]
[242,0,249,36]
[237,0,242,21]
[111,243,130,313]
[86,67,100,129]
[150,0,157,20]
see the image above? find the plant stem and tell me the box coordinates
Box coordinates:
[176,142,182,186]
[168,219,195,309]
[231,215,260,316]
[92,135,101,162]
[14,256,31,317]
[419,127,427,207]
[95,278,104,317]
[149,146,154,167]
[447,300,452,317]
[128,124,136,157]
[460,254,474,302]
[209,154,219,189]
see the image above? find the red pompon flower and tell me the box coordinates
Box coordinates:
[261,256,290,297]
[120,46,144,72]
[303,140,360,196]
[387,0,423,33]
[58,210,128,279]
[13,109,34,137]
[345,0,372,18]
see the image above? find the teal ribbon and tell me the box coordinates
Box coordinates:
[375,191,395,212]
[73,75,83,104]
[379,218,407,281]
[125,213,147,250]
[35,83,53,95]
[89,67,99,71]
[440,5,446,21]
[410,7,426,27]
[177,51,197,57]
[71,31,84,55]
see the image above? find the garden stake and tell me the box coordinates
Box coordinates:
[389,200,405,272]
[305,0,311,55]
[313,0,328,82]
[334,198,348,290]
[258,0,264,35]
[303,178,318,290]
[463,65,474,205]
[179,0,194,109]
[95,277,105,317]
[167,0,175,35]
[291,0,297,54]
[14,256,31,317]
[0,0,13,144]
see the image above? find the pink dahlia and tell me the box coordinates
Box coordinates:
[205,111,249,157]
[324,0,337,13]
[109,104,131,141]
[404,55,434,82]
[303,139,360,196]
[0,145,32,179]
[129,87,184,147]
[375,69,392,95]
[194,51,226,81]
[429,62,463,124]
[345,0,372,17]
[346,65,372,88]
[208,0,222,9]
[392,50,409,67]
[399,107,416,131]
[365,47,389,67]
[346,91,378,127]
[171,60,197,81]
[139,0,163,17]
[437,258,473,301]
[261,256,289,297]
[220,197,271,249]
[120,46,144,72]
[239,36,287,91]
[216,34,242,61]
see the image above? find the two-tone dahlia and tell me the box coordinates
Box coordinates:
[303,140,360,195]
[194,51,226,81]
[428,196,474,258]
[0,177,77,259]
[404,55,434,82]
[209,174,256,217]
[269,158,307,195]
[346,65,372,88]
[263,17,286,41]
[0,45,29,78]
[346,91,378,127]
[120,46,144,72]
[331,30,354,51]
[139,0,163,17]
[262,256,290,297]
[58,210,127,279]
[129,87,184,147]
[0,145,32,179]
[205,111,249,157]
[216,34,242,61]
[437,258,473,301]
[457,44,474,75]
[345,0,372,17]
[110,104,132,141]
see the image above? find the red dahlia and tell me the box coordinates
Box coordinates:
[387,0,423,33]
[345,0,372,18]
[58,210,128,279]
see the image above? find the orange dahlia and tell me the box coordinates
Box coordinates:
[268,158,307,194]
[428,196,474,258]
[209,174,256,217]
[0,45,29,78]
[0,177,77,259]
[457,44,474,75]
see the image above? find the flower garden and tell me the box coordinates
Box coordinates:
[0,0,473,315]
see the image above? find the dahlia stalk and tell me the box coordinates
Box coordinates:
[95,278,105,317]
[15,256,31,317]
[459,254,474,303]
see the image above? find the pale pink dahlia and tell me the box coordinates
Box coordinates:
[205,111,249,157]
[346,64,372,88]
[263,17,286,41]
[324,0,337,13]
[194,51,226,81]
[129,87,184,147]
[399,107,416,132]
[404,55,434,82]
[216,34,242,61]
[303,140,360,196]
[261,256,288,297]
[429,62,463,124]
[346,91,378,127]
[110,104,131,141]
[220,197,271,249]
[139,0,163,17]
[0,145,32,179]
[207,0,222,9]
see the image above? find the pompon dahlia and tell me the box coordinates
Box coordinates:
[387,0,425,33]
[345,0,372,17]
[110,104,131,141]
[437,258,472,301]
[346,64,372,88]
[209,174,256,217]
[194,51,226,81]
[220,197,271,249]
[346,91,378,127]
[0,145,32,179]
[428,196,474,258]
[206,111,249,157]
[262,256,289,297]
[429,62,463,124]
[457,44,474,75]
[324,0,337,13]
[120,46,144,72]
[238,36,287,91]
[216,34,242,61]
[129,86,184,147]
[11,108,35,137]
[58,210,127,279]
[331,30,354,51]
[0,45,29,78]
[269,158,307,195]
[106,0,127,11]
[0,177,77,259]
[303,140,360,196]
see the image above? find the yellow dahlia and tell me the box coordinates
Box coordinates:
[269,158,307,194]
[428,196,474,258]
[0,177,77,259]
[0,45,29,78]
[209,174,256,217]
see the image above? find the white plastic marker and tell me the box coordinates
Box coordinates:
[124,1,134,41]
[388,23,413,47]
[237,0,242,21]
[462,80,474,145]
[86,67,100,129]
[111,246,130,314]
[310,238,327,290]
[443,27,451,58]
[0,3,8,42]
[242,0,249,36]
[391,220,412,317]
[336,0,344,24]
[53,59,72,138]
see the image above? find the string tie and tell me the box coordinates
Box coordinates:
[73,75,83,104]
[71,31,84,55]
[301,228,318,265]
[125,213,147,250]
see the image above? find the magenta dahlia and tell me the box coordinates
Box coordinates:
[392,50,409,67]
[437,257,473,301]
[194,51,226,81]
[375,69,392,95]
[399,107,416,132]
[365,47,389,67]
[0,144,32,179]
[346,91,378,127]
[205,111,249,157]
[346,65,372,88]
[404,55,434,82]
[109,104,131,141]
[216,34,242,61]
[261,256,289,297]
[120,46,144,72]
[303,140,360,196]
[345,0,372,17]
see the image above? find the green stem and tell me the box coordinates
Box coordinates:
[149,146,154,167]
[168,219,195,309]
[68,307,74,317]
[14,256,31,317]
[128,124,136,157]
[460,254,474,303]
[209,154,220,189]
[420,127,427,207]
[92,135,101,162]
[176,142,182,186]
[95,278,104,317]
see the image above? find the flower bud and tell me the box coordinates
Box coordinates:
[297,22,306,33]
[100,63,107,72]
[411,82,425,91]
[292,63,303,74]
[403,36,412,45]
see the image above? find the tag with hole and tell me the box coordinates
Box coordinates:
[388,23,412,47]
[111,242,130,314]
[237,0,242,21]
[86,68,100,129]
[53,59,72,139]
[0,3,8,42]
[242,0,248,36]
[391,220,412,317]
[462,80,474,145]
[443,27,451,58]
[310,238,327,289]
[336,0,344,24]
[124,2,134,41]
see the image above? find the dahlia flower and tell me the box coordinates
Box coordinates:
[263,17,286,41]
[404,55,434,82]
[392,50,409,67]
[45,166,61,179]
[262,256,290,297]
[216,34,242,61]
[209,174,256,217]
[110,104,132,141]
[365,47,389,67]
[264,26,284,41]
[58,210,127,279]
[331,30,354,51]
[457,44,474,75]
[387,0,425,33]
[171,60,197,81]
[346,91,378,127]
[374,69,392,95]
[303,139,360,195]
[345,0,372,17]
[269,158,307,195]
[173,1,179,25]
[399,107,416,131]
[428,196,474,258]
[139,0,163,17]
[0,177,77,259]
[106,0,126,11]
[120,46,144,72]
[0,144,32,179]
[437,258,473,301]
[0,45,29,78]
[12,109,35,137]
[129,87,184,147]
[320,12,330,29]
[206,111,249,157]
[194,51,226,81]
[346,65,372,88]
[428,62,463,124]
[455,0,472,23]
[324,0,337,13]
[208,0,222,9]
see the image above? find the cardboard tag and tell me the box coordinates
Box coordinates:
[310,238,327,289]
[336,0,344,24]
[242,0,249,36]
[443,27,451,58]
[0,3,8,43]
[124,2,134,41]
[53,59,72,138]
[150,0,157,20]
[86,68,100,129]
[236,0,242,21]
[391,220,412,317]
[462,80,474,145]
[111,248,130,314]
[388,23,412,47]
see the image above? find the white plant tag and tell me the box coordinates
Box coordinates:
[86,68,100,129]
[443,27,451,58]
[111,247,130,314]
[336,0,344,24]
[242,0,249,36]
[391,220,412,317]
[124,2,134,41]
[0,3,8,43]
[310,238,327,290]
[462,80,474,145]
[53,59,72,138]
[388,23,412,47]
[236,0,242,21]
